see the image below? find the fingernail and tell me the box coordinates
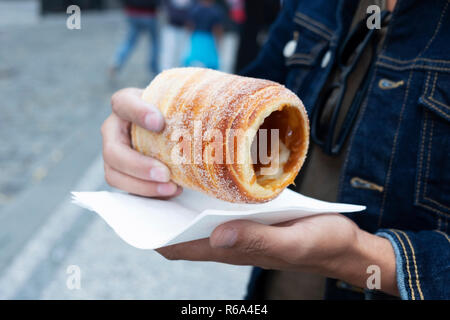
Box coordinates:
[150,166,170,182]
[144,111,164,132]
[157,183,177,196]
[212,227,237,248]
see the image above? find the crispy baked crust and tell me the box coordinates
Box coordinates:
[131,68,309,203]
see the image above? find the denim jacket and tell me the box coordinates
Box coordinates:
[243,0,450,300]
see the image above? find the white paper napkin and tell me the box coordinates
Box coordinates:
[71,188,365,249]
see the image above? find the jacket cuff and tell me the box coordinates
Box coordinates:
[376,229,450,300]
[376,230,412,300]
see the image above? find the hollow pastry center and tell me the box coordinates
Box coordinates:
[251,106,304,189]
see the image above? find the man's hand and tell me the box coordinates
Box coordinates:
[102,89,398,296]
[157,213,398,296]
[158,214,358,271]
[101,88,182,198]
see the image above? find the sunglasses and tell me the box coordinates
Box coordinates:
[310,10,391,155]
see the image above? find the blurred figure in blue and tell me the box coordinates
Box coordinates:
[110,0,161,78]
[164,0,194,69]
[184,0,224,70]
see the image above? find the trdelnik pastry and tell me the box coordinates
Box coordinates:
[132,68,309,203]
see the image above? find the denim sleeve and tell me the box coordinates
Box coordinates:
[376,229,450,300]
[238,0,299,82]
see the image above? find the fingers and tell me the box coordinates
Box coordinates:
[102,115,169,182]
[102,114,171,182]
[105,142,171,182]
[111,87,164,132]
[210,220,290,257]
[157,220,292,265]
[156,239,259,265]
[104,163,182,198]
[102,88,182,198]
[156,239,216,261]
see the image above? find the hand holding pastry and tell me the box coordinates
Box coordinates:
[132,68,309,203]
[103,68,309,203]
[101,88,182,198]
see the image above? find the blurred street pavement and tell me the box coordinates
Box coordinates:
[0,5,251,299]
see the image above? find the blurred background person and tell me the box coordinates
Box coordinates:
[0,0,246,300]
[162,0,195,69]
[226,0,245,26]
[110,0,162,78]
[183,0,224,70]
[233,0,280,73]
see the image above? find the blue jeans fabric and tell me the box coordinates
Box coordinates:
[242,0,450,300]
[114,15,160,74]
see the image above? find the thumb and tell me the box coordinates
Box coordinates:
[210,220,283,255]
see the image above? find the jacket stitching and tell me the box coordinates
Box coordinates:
[429,72,450,110]
[422,71,450,120]
[424,196,450,211]
[337,61,380,201]
[429,96,450,110]
[423,117,433,203]
[397,230,425,300]
[293,17,332,41]
[421,98,450,121]
[286,54,315,66]
[415,104,428,209]
[423,118,450,211]
[378,70,413,226]
[336,0,394,200]
[295,12,334,37]
[377,1,449,74]
[390,229,416,300]
[286,57,313,62]
[290,53,314,58]
[286,58,314,66]
[415,108,450,217]
[293,16,332,40]
[433,230,450,243]
[431,71,438,97]
[379,0,401,53]
[286,58,313,62]
[379,54,450,65]
[417,202,450,218]
[376,61,450,72]
[339,0,449,222]
[420,0,449,55]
